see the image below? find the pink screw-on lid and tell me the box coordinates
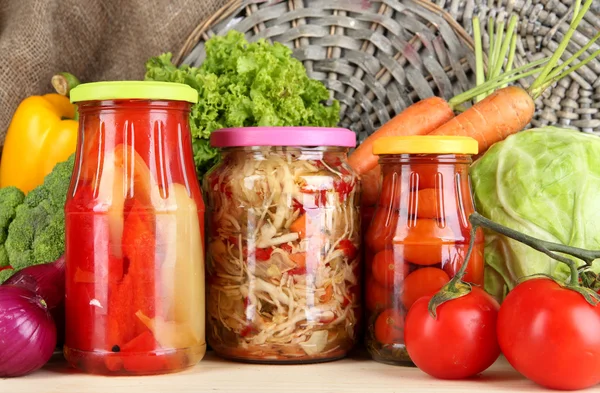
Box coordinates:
[210,127,356,148]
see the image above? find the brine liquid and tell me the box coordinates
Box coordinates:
[64,211,206,376]
[365,240,484,364]
[64,99,206,375]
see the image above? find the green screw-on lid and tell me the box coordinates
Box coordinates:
[70,81,198,104]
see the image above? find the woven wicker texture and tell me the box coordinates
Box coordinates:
[177,0,478,144]
[437,0,600,133]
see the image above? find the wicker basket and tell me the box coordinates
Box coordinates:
[176,0,478,144]
[440,0,600,132]
[176,0,599,141]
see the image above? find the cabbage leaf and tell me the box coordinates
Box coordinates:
[470,127,600,301]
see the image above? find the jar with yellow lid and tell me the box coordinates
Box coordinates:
[364,136,484,365]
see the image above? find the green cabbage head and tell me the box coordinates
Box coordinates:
[470,127,600,301]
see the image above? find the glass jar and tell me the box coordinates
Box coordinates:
[364,136,484,365]
[204,127,361,363]
[64,82,206,375]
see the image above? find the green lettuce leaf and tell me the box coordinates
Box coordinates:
[144,31,341,178]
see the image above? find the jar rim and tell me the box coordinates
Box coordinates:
[373,136,478,155]
[210,127,356,148]
[70,81,198,104]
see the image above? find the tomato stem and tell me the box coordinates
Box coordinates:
[456,224,478,281]
[427,225,477,318]
[469,213,600,286]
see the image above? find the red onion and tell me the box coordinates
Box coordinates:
[0,285,57,377]
[5,255,65,309]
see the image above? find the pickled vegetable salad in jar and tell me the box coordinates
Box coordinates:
[65,82,206,375]
[204,127,361,363]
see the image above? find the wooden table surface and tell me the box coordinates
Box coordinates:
[4,351,597,393]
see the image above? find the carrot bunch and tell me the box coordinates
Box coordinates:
[352,0,600,206]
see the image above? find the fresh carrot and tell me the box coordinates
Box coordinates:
[355,0,598,204]
[359,165,381,208]
[348,96,454,175]
[429,0,599,154]
[428,86,535,153]
[289,252,306,270]
[289,214,306,238]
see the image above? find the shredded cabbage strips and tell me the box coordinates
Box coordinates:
[204,147,360,360]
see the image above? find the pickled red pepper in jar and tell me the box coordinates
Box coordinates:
[364,136,484,364]
[64,82,206,375]
[204,127,361,363]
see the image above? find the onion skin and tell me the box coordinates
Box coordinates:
[0,285,57,377]
[4,256,66,347]
[5,255,65,309]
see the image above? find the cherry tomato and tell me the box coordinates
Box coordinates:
[442,243,484,285]
[366,207,398,253]
[412,164,455,190]
[366,278,393,311]
[400,219,455,266]
[379,171,404,209]
[405,287,500,379]
[497,278,600,390]
[371,249,410,288]
[374,308,405,345]
[402,267,450,310]
[413,188,456,219]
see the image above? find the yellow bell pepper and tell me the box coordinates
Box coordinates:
[0,74,79,194]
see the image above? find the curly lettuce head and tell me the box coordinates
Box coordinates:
[145,31,341,177]
[470,127,600,301]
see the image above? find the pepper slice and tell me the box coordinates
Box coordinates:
[106,273,134,350]
[121,331,167,373]
[122,200,158,335]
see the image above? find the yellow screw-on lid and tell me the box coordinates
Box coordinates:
[70,81,198,104]
[372,136,478,155]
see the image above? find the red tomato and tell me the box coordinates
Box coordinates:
[497,278,600,390]
[400,219,455,266]
[366,278,393,312]
[442,240,485,286]
[402,267,450,310]
[371,249,410,288]
[374,308,405,345]
[366,207,398,253]
[405,287,500,379]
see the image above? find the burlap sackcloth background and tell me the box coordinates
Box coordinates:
[0,0,228,148]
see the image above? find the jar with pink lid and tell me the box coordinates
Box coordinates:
[204,127,361,364]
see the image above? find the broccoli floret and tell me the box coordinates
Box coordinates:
[0,246,9,268]
[0,268,14,284]
[0,186,25,246]
[5,154,74,269]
